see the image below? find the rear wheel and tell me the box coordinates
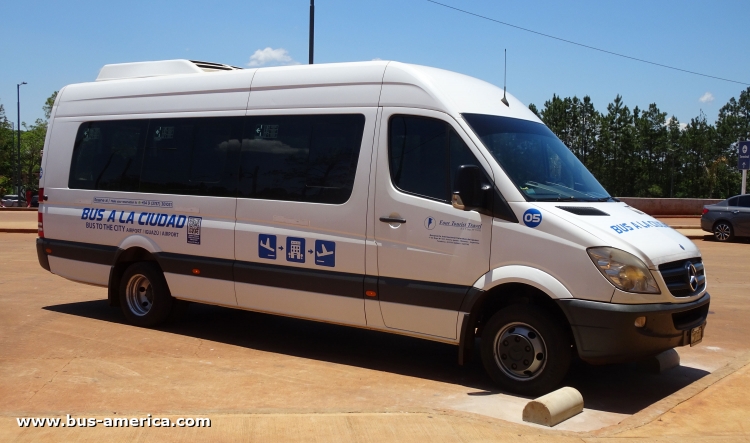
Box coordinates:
[713,221,733,242]
[119,262,175,327]
[481,304,572,397]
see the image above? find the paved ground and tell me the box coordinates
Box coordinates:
[0,210,37,232]
[1,229,749,442]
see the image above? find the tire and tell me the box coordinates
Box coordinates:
[480,304,572,397]
[119,262,175,327]
[713,221,734,242]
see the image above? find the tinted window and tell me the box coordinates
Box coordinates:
[389,115,484,202]
[389,116,449,201]
[139,117,242,197]
[238,114,365,204]
[728,197,739,207]
[68,120,146,191]
[738,195,750,208]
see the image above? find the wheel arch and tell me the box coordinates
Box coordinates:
[458,266,575,365]
[107,246,161,307]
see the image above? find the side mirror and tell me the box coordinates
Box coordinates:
[452,165,489,211]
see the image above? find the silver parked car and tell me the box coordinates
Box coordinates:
[1,194,26,207]
[701,194,750,241]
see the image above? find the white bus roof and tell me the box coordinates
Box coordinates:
[56,60,540,123]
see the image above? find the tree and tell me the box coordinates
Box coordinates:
[0,102,14,196]
[633,103,667,196]
[19,119,47,192]
[43,91,58,120]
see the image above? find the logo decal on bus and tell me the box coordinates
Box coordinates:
[424,217,436,230]
[523,209,542,228]
[258,234,277,259]
[186,217,202,245]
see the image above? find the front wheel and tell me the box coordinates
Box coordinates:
[480,304,572,397]
[713,221,733,242]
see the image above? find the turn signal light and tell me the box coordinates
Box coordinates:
[192,268,201,275]
[634,316,646,328]
[365,290,377,297]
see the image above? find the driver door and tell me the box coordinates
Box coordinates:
[372,109,493,339]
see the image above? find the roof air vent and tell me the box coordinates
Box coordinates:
[556,206,609,216]
[190,60,243,72]
[96,59,242,81]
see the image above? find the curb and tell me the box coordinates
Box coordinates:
[585,350,750,438]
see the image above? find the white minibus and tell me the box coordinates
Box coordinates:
[36,59,709,395]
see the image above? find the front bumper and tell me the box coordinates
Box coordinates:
[556,293,710,364]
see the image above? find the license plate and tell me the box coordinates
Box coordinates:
[690,325,704,346]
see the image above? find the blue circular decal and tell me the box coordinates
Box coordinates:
[522,209,542,228]
[424,216,436,230]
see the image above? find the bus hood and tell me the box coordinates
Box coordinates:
[543,203,701,268]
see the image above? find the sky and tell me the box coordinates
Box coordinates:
[1,0,749,130]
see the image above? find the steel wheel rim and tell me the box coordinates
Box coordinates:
[493,322,548,381]
[714,224,730,241]
[125,274,153,316]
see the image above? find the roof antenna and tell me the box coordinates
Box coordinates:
[501,49,509,107]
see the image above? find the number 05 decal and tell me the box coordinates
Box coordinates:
[523,209,542,228]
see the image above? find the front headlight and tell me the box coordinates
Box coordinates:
[587,247,660,294]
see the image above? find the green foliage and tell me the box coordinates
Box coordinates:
[43,91,58,120]
[532,89,748,198]
[0,91,56,196]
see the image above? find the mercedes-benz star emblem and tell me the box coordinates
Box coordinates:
[684,262,698,292]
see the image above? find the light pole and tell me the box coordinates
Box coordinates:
[309,0,314,64]
[17,81,27,201]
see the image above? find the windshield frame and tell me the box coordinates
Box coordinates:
[462,113,612,203]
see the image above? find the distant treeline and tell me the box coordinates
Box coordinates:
[0,92,57,196]
[1,88,748,199]
[529,87,750,199]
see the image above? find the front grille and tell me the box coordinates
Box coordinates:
[658,257,705,297]
[672,303,709,330]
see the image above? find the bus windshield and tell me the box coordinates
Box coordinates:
[463,113,611,202]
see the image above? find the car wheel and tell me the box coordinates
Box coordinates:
[481,304,572,397]
[713,221,734,242]
[119,262,175,327]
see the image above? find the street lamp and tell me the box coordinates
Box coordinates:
[309,0,315,64]
[17,81,26,201]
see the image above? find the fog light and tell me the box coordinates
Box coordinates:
[634,316,646,328]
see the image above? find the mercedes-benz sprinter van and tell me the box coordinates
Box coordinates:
[36,60,709,395]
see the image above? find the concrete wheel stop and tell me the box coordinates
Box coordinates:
[639,349,680,374]
[522,386,584,427]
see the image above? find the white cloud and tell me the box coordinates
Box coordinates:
[699,92,715,103]
[247,47,299,67]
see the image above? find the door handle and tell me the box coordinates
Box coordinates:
[379,216,406,224]
[732,210,740,214]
